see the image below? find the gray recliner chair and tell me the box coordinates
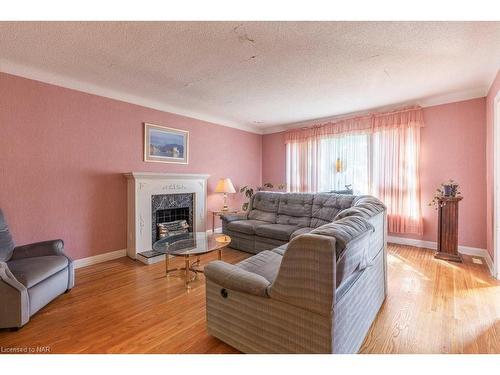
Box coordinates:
[0,209,74,329]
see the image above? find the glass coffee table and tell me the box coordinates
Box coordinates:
[153,232,231,289]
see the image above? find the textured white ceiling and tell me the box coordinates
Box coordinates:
[0,21,499,134]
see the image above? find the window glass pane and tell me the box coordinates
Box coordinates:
[317,133,369,194]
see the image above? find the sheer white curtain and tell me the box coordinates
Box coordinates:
[371,126,422,234]
[286,139,318,192]
[286,133,369,194]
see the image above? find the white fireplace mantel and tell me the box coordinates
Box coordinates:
[124,172,210,264]
[124,172,210,181]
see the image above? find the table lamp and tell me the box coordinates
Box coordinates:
[215,178,236,211]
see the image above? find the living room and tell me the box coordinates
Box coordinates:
[1,1,500,372]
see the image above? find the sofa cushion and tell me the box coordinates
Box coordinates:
[290,227,314,239]
[28,266,69,315]
[276,214,311,227]
[277,193,313,227]
[226,219,267,235]
[223,228,256,253]
[237,250,282,284]
[271,243,288,256]
[220,213,248,223]
[247,192,280,223]
[310,216,373,258]
[255,223,298,241]
[334,195,386,220]
[0,209,15,262]
[310,193,356,228]
[8,255,69,288]
[255,236,288,252]
[247,210,276,223]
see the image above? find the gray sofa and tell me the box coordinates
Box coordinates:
[221,192,363,253]
[205,192,387,353]
[0,209,74,329]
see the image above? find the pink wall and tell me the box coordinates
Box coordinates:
[262,98,487,249]
[262,132,286,185]
[486,70,500,260]
[414,98,486,248]
[0,73,262,260]
[1,71,494,260]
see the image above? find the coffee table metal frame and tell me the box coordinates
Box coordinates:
[164,249,222,288]
[154,232,230,289]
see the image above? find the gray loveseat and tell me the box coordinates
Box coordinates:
[205,192,387,353]
[0,209,74,329]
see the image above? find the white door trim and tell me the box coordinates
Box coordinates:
[493,90,500,279]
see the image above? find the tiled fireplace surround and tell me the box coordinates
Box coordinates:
[124,172,209,264]
[151,193,194,244]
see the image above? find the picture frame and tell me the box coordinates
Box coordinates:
[144,123,189,164]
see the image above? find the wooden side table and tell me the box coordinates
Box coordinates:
[211,209,240,233]
[434,196,463,263]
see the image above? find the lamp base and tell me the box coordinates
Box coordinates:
[221,193,229,212]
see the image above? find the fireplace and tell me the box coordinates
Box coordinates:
[151,193,194,244]
[124,172,209,264]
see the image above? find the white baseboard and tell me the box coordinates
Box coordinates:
[73,249,127,269]
[387,236,496,278]
[387,236,437,251]
[206,227,222,234]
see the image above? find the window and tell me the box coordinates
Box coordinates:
[285,107,424,234]
[286,133,369,194]
[317,134,369,194]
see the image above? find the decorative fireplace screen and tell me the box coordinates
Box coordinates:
[156,206,190,224]
[156,207,190,239]
[151,193,194,244]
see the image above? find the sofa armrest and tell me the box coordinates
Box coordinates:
[11,239,67,260]
[220,213,248,223]
[204,261,270,297]
[0,262,29,328]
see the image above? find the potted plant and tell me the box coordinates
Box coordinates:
[429,179,461,209]
[239,182,286,211]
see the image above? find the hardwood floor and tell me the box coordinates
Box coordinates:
[1,244,499,354]
[360,245,500,354]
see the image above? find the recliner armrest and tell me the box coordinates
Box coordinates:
[0,261,26,291]
[0,262,30,328]
[220,213,248,223]
[204,261,270,297]
[11,239,67,260]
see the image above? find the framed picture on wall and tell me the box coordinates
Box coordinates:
[144,123,189,164]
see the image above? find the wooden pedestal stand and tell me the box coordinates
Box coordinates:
[434,196,463,263]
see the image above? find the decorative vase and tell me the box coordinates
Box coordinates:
[443,185,452,196]
[443,184,457,197]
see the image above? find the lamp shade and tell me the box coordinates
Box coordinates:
[215,178,236,193]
